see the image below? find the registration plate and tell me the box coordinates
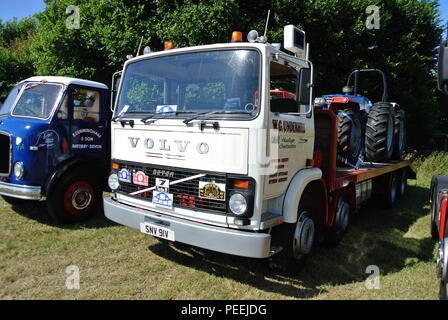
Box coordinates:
[140,222,175,241]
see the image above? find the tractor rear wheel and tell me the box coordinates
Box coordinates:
[337,108,363,166]
[365,103,395,162]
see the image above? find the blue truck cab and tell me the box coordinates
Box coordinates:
[0,76,111,223]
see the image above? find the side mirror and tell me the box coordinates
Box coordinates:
[298,67,314,118]
[298,68,311,105]
[438,40,448,95]
[111,71,122,111]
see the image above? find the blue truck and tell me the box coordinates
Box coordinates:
[0,76,111,223]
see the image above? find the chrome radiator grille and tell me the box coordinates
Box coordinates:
[0,133,11,176]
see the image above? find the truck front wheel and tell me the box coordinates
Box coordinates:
[47,170,102,223]
[269,194,314,275]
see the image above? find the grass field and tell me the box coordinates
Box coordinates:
[0,153,445,300]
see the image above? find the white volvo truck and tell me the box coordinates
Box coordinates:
[104,26,414,273]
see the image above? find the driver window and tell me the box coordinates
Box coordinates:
[72,88,100,123]
[269,61,299,113]
[57,95,69,120]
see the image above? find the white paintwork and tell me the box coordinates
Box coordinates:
[281,167,322,223]
[20,76,109,90]
[113,124,249,175]
[110,40,322,231]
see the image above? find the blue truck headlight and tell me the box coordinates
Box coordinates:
[108,173,120,190]
[14,162,25,180]
[229,193,248,216]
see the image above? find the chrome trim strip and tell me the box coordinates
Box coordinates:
[0,181,41,200]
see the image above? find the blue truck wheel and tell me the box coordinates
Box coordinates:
[47,169,102,223]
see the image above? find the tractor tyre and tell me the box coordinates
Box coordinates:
[365,103,395,162]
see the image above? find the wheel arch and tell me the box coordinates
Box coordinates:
[282,168,326,224]
[42,156,108,197]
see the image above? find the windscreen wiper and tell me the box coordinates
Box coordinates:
[141,111,197,124]
[182,111,252,125]
[112,111,148,122]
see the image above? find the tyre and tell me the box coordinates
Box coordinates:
[269,193,314,275]
[397,168,407,200]
[337,108,363,166]
[430,176,448,240]
[431,186,441,239]
[2,195,27,206]
[384,172,398,208]
[392,110,406,160]
[325,194,350,246]
[47,169,102,223]
[365,103,395,162]
[438,238,448,300]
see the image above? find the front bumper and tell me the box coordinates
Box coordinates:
[104,197,271,258]
[0,181,41,200]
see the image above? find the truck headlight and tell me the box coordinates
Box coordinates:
[14,162,24,180]
[229,193,248,216]
[108,173,120,190]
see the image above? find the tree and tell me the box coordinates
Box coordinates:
[31,0,442,147]
[0,17,37,101]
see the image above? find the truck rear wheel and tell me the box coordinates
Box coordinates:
[269,194,314,275]
[392,110,406,160]
[325,195,350,246]
[47,169,102,223]
[397,168,407,199]
[365,104,395,162]
[385,172,398,208]
[337,108,363,166]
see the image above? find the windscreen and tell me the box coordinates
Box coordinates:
[12,83,62,119]
[0,84,23,115]
[115,49,261,119]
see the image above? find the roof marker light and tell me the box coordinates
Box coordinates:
[231,31,243,43]
[164,42,174,50]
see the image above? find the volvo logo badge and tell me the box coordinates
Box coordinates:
[128,137,209,155]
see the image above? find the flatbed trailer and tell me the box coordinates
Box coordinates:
[311,107,415,232]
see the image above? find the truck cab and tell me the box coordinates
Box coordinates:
[0,76,111,223]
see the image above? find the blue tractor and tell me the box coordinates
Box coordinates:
[315,69,406,167]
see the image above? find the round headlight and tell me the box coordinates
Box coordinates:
[14,162,24,180]
[229,193,247,216]
[108,173,120,190]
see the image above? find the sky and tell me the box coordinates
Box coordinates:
[0,0,45,21]
[0,0,447,29]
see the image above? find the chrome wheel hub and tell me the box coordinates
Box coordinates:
[72,188,92,210]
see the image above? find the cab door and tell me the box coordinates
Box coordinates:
[264,58,314,198]
[68,85,109,161]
